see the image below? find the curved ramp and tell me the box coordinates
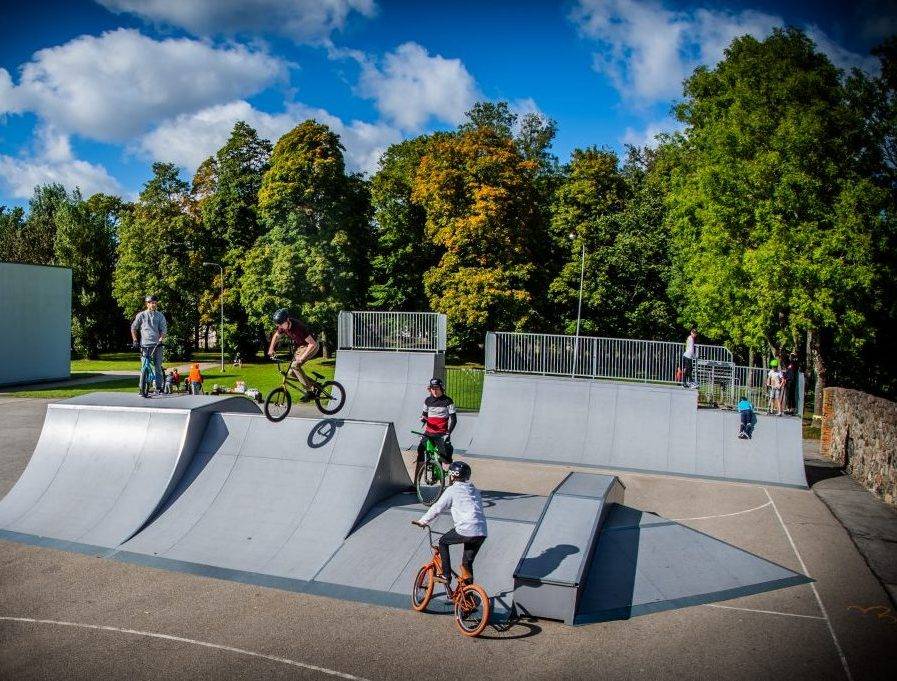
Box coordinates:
[120,415,412,579]
[462,373,806,487]
[0,392,260,547]
[332,350,444,449]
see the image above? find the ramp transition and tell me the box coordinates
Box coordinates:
[332,349,444,449]
[0,392,260,548]
[460,373,806,487]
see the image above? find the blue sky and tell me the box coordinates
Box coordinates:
[0,0,892,208]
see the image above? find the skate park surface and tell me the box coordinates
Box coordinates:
[1,396,895,680]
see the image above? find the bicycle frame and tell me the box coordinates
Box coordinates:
[413,431,445,482]
[272,356,317,397]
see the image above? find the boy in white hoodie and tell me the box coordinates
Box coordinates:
[413,461,487,586]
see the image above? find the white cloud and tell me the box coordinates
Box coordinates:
[97,0,376,43]
[570,0,878,105]
[0,126,121,199]
[4,28,285,141]
[138,100,400,175]
[621,116,684,148]
[804,25,880,75]
[357,42,479,130]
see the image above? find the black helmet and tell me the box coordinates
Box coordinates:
[428,377,445,389]
[144,294,158,303]
[272,308,290,324]
[448,460,471,482]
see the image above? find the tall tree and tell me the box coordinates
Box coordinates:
[666,28,887,407]
[54,194,127,357]
[412,124,540,353]
[368,134,440,310]
[113,163,208,358]
[241,120,373,353]
[0,206,26,262]
[549,145,678,340]
[10,184,75,265]
[199,122,273,355]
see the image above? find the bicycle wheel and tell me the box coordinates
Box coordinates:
[315,380,346,415]
[415,460,445,506]
[264,387,291,422]
[454,583,490,637]
[411,564,435,612]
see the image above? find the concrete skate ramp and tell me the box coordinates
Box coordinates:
[120,415,412,579]
[462,373,806,487]
[311,490,548,616]
[576,506,811,623]
[333,350,444,450]
[0,392,260,548]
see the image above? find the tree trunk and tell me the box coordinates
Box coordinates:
[811,329,828,416]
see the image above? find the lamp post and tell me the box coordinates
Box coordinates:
[203,262,224,372]
[570,233,585,378]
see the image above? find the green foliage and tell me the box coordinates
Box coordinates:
[198,122,274,355]
[113,163,210,359]
[666,28,883,380]
[4,184,77,265]
[368,135,440,310]
[242,120,373,350]
[54,193,127,358]
[0,205,26,262]
[548,146,678,339]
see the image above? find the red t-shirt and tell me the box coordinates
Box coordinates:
[284,317,315,346]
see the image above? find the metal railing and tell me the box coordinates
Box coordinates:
[338,311,447,352]
[485,331,734,383]
[731,366,805,415]
[445,367,484,411]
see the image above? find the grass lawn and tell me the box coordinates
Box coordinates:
[8,356,336,400]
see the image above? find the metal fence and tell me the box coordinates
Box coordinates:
[485,331,733,383]
[445,367,484,411]
[338,311,447,352]
[730,366,805,415]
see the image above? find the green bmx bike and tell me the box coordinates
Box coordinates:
[264,355,346,422]
[412,430,449,506]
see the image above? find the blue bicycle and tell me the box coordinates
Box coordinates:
[138,342,163,398]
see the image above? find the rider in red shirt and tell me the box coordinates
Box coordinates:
[267,308,319,401]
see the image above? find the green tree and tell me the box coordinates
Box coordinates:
[0,206,26,262]
[412,124,540,353]
[666,28,887,406]
[199,122,274,356]
[54,194,127,357]
[241,120,373,353]
[8,184,75,265]
[113,163,208,358]
[368,135,441,310]
[549,145,678,339]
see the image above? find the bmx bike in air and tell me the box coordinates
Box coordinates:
[412,430,448,506]
[264,355,346,422]
[410,523,491,637]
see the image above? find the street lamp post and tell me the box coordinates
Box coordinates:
[570,233,585,378]
[203,262,224,372]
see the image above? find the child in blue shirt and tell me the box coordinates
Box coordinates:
[738,395,755,439]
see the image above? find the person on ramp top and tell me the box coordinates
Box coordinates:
[416,377,457,480]
[131,294,167,394]
[412,461,487,587]
[267,308,319,401]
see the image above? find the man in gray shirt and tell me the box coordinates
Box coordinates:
[131,295,168,393]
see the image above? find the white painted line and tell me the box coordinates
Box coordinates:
[763,488,854,681]
[0,616,372,681]
[672,501,772,521]
[704,603,826,620]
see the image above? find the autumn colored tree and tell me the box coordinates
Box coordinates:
[412,123,541,353]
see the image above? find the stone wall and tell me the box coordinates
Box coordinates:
[821,388,897,506]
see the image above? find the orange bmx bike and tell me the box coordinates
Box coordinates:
[410,522,490,637]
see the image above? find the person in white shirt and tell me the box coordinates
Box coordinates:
[682,328,698,388]
[767,359,785,416]
[412,461,487,587]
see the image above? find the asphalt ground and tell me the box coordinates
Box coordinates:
[1,398,896,680]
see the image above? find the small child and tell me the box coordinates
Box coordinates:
[738,394,755,439]
[169,367,181,393]
[188,363,204,395]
